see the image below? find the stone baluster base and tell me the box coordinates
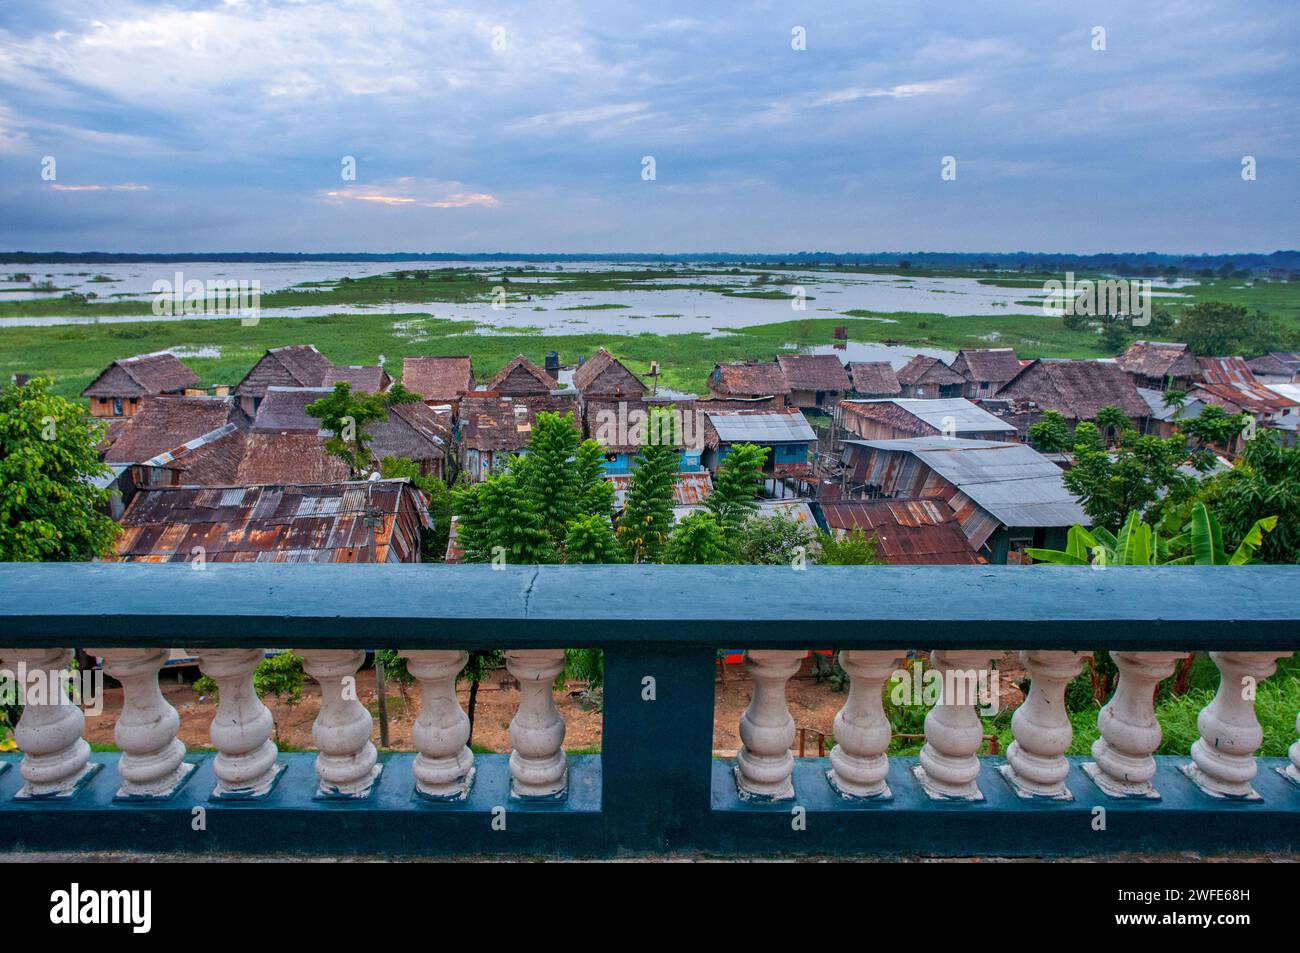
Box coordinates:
[300,649,380,799]
[828,650,904,800]
[88,647,194,800]
[736,650,804,801]
[506,649,567,799]
[1,648,100,799]
[195,648,285,799]
[1084,651,1184,799]
[1000,650,1089,800]
[405,650,475,801]
[1182,651,1291,800]
[915,650,997,801]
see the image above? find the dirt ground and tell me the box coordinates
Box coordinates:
[81,653,1028,755]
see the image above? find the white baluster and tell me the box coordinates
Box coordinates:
[299,649,379,798]
[0,648,97,798]
[195,648,284,798]
[506,649,567,799]
[1283,710,1300,788]
[1184,651,1292,799]
[1001,650,1088,800]
[404,650,475,800]
[828,650,904,799]
[736,650,804,800]
[87,648,192,799]
[915,650,997,800]
[1084,651,1183,799]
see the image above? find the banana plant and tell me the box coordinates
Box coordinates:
[1026,503,1276,566]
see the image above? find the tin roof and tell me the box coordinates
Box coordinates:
[818,498,982,565]
[82,351,201,398]
[115,480,430,564]
[1194,357,1298,416]
[776,354,851,392]
[607,470,713,509]
[704,409,816,444]
[1137,387,1207,423]
[841,398,1015,435]
[848,437,1088,528]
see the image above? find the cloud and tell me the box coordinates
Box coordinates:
[813,79,965,106]
[320,178,499,209]
[508,102,650,131]
[0,1,1296,252]
[48,183,150,191]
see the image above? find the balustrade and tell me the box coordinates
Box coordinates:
[1,563,1297,856]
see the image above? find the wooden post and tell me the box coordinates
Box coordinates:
[375,657,390,749]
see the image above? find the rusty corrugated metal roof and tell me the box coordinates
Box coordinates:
[115,479,430,564]
[818,498,982,565]
[607,470,713,508]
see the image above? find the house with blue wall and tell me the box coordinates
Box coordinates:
[701,409,816,481]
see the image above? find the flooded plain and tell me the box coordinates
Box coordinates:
[0,260,1193,335]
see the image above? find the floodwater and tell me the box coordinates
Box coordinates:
[0,260,1192,334]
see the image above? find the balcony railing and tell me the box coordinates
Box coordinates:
[0,563,1297,857]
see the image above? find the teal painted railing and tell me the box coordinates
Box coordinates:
[0,563,1297,857]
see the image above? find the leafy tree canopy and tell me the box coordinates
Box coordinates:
[305,381,388,477]
[0,377,121,561]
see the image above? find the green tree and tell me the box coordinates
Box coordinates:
[1028,410,1073,453]
[736,512,816,565]
[1177,301,1294,356]
[814,528,882,565]
[574,439,615,518]
[305,381,388,477]
[1214,431,1300,564]
[1094,405,1132,444]
[564,514,624,563]
[616,407,679,563]
[0,377,121,561]
[1099,319,1129,354]
[1179,405,1248,451]
[1064,423,1195,530]
[453,472,553,564]
[705,443,769,535]
[663,512,730,564]
[516,411,580,545]
[383,381,423,405]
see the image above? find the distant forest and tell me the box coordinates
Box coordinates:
[2,249,1298,275]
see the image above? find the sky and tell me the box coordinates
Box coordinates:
[0,0,1296,254]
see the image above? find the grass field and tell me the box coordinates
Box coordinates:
[3,266,1299,400]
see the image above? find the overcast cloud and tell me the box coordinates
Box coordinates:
[0,0,1295,253]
